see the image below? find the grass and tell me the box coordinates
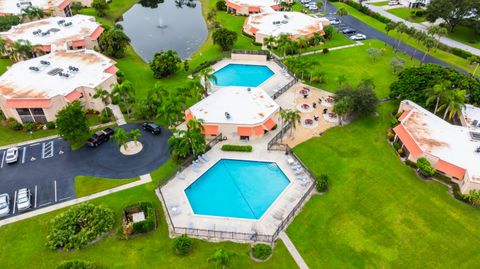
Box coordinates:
[370,1,390,6]
[332,2,476,74]
[386,7,427,23]
[0,126,57,147]
[447,25,480,50]
[0,162,297,268]
[288,101,480,268]
[74,176,139,197]
[284,40,417,98]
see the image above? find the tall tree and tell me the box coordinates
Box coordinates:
[395,22,408,52]
[384,22,398,47]
[425,0,475,32]
[263,36,276,49]
[411,30,426,60]
[212,28,237,51]
[438,89,467,120]
[336,7,348,21]
[367,48,381,63]
[111,80,135,119]
[421,36,436,64]
[93,88,111,118]
[113,128,129,150]
[427,25,448,52]
[11,39,34,61]
[56,101,89,145]
[21,6,45,20]
[287,109,301,137]
[168,119,206,160]
[296,37,308,55]
[129,129,142,145]
[0,15,21,31]
[426,81,451,114]
[197,67,217,96]
[333,96,352,125]
[468,55,480,77]
[150,50,181,78]
[92,0,109,17]
[99,25,131,58]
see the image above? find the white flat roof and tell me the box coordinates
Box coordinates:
[0,0,63,15]
[0,49,116,99]
[228,0,279,7]
[246,12,326,37]
[462,104,480,129]
[1,15,101,50]
[401,100,480,179]
[189,87,279,125]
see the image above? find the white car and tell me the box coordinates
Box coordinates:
[301,0,311,3]
[329,18,341,25]
[16,188,31,211]
[5,147,19,164]
[0,194,10,217]
[349,33,367,41]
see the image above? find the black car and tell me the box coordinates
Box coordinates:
[143,122,161,135]
[341,28,357,35]
[87,128,114,147]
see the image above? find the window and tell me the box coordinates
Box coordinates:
[16,108,46,123]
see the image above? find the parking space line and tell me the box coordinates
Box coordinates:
[42,141,54,159]
[39,202,51,207]
[59,196,71,202]
[22,147,26,164]
[12,191,17,214]
[0,151,5,168]
[34,185,37,208]
[54,180,57,203]
[30,143,40,147]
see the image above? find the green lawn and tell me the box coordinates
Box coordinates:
[287,102,480,268]
[370,1,390,6]
[284,40,417,98]
[387,7,427,23]
[0,126,57,147]
[74,176,139,197]
[332,2,476,74]
[447,25,480,50]
[0,162,297,268]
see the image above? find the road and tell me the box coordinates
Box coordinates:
[0,123,171,219]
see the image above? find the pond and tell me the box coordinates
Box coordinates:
[118,0,208,62]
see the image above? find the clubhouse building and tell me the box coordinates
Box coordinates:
[243,11,328,44]
[0,49,118,124]
[185,87,279,140]
[0,0,74,17]
[1,15,104,53]
[226,0,289,15]
[393,100,480,194]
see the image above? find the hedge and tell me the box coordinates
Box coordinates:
[123,202,157,236]
[56,260,97,269]
[252,243,272,260]
[46,203,114,250]
[221,144,253,152]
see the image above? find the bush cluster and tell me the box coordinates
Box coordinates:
[7,118,23,130]
[404,159,417,169]
[340,0,391,23]
[131,202,156,234]
[173,234,193,255]
[416,157,435,177]
[450,47,474,59]
[252,244,272,260]
[46,121,56,129]
[315,174,329,192]
[46,203,114,250]
[216,0,227,11]
[221,144,253,152]
[433,172,452,184]
[56,260,97,269]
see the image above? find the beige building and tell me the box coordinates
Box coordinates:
[185,87,280,141]
[0,0,74,17]
[0,49,118,124]
[226,0,290,15]
[243,12,328,44]
[1,15,104,53]
[393,100,480,194]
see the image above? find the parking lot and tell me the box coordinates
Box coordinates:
[0,123,171,219]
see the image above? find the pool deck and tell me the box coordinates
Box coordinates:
[159,127,315,242]
[210,58,292,97]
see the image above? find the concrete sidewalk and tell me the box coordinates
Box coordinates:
[279,231,309,269]
[278,41,364,59]
[0,174,152,227]
[108,104,127,126]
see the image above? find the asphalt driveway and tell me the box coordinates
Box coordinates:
[0,123,171,218]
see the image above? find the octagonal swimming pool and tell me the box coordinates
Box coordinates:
[185,159,290,219]
[211,64,274,87]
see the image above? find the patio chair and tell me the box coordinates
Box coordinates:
[286,157,295,165]
[199,155,208,163]
[170,205,182,216]
[192,166,200,173]
[201,154,209,161]
[291,164,302,170]
[198,157,207,164]
[176,171,186,180]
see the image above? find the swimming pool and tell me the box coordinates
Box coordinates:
[185,159,290,220]
[211,64,274,87]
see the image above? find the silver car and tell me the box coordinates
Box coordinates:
[0,194,10,217]
[16,188,31,211]
[5,147,19,164]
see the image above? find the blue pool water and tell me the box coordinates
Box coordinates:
[211,64,274,87]
[185,159,290,219]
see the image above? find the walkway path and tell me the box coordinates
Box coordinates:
[364,2,480,55]
[0,174,152,227]
[279,41,364,59]
[279,231,309,269]
[108,104,127,126]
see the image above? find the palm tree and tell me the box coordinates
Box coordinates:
[168,119,206,160]
[208,248,237,269]
[278,109,289,141]
[93,88,111,117]
[21,6,45,20]
[197,67,217,96]
[427,25,448,52]
[264,36,276,49]
[384,22,398,47]
[411,30,426,60]
[438,89,467,120]
[426,81,451,114]
[11,40,34,61]
[129,129,142,145]
[111,80,135,119]
[468,55,480,77]
[184,79,204,102]
[287,109,301,137]
[0,39,7,56]
[336,7,348,21]
[333,96,352,125]
[113,128,129,150]
[421,36,437,64]
[315,1,323,10]
[395,22,408,52]
[296,37,308,55]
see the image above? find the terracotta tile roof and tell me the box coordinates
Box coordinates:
[65,89,82,101]
[393,124,423,158]
[398,110,411,121]
[435,160,466,180]
[203,125,219,135]
[36,45,51,52]
[104,65,119,74]
[71,40,85,47]
[89,26,104,40]
[226,1,241,10]
[5,99,52,108]
[262,118,276,130]
[58,0,71,9]
[237,126,253,136]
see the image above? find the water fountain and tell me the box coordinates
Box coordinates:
[157,17,167,29]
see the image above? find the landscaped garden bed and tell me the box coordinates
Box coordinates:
[121,202,158,239]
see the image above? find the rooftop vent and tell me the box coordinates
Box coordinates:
[476,147,480,153]
[49,28,60,33]
[470,131,480,141]
[57,19,65,25]
[58,72,70,78]
[68,66,79,72]
[473,120,478,127]
[284,15,289,19]
[29,66,40,72]
[41,31,50,36]
[47,68,63,76]
[63,22,73,27]
[225,112,231,119]
[40,60,50,65]
[32,29,41,35]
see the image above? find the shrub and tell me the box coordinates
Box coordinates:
[174,234,193,255]
[216,0,227,11]
[315,174,329,192]
[416,157,435,177]
[56,260,97,269]
[405,159,417,168]
[322,48,329,54]
[390,118,399,127]
[7,118,23,130]
[433,172,452,184]
[124,202,156,236]
[414,10,425,17]
[100,116,111,123]
[392,141,401,151]
[386,131,394,142]
[252,243,272,260]
[450,47,473,59]
[452,183,469,203]
[116,70,125,84]
[221,144,253,152]
[46,203,114,250]
[397,148,404,157]
[24,122,35,132]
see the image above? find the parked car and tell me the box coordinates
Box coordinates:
[388,1,399,5]
[5,147,18,164]
[16,188,31,211]
[0,193,10,217]
[87,128,115,147]
[143,122,162,135]
[349,33,367,40]
[328,18,341,25]
[341,28,357,35]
